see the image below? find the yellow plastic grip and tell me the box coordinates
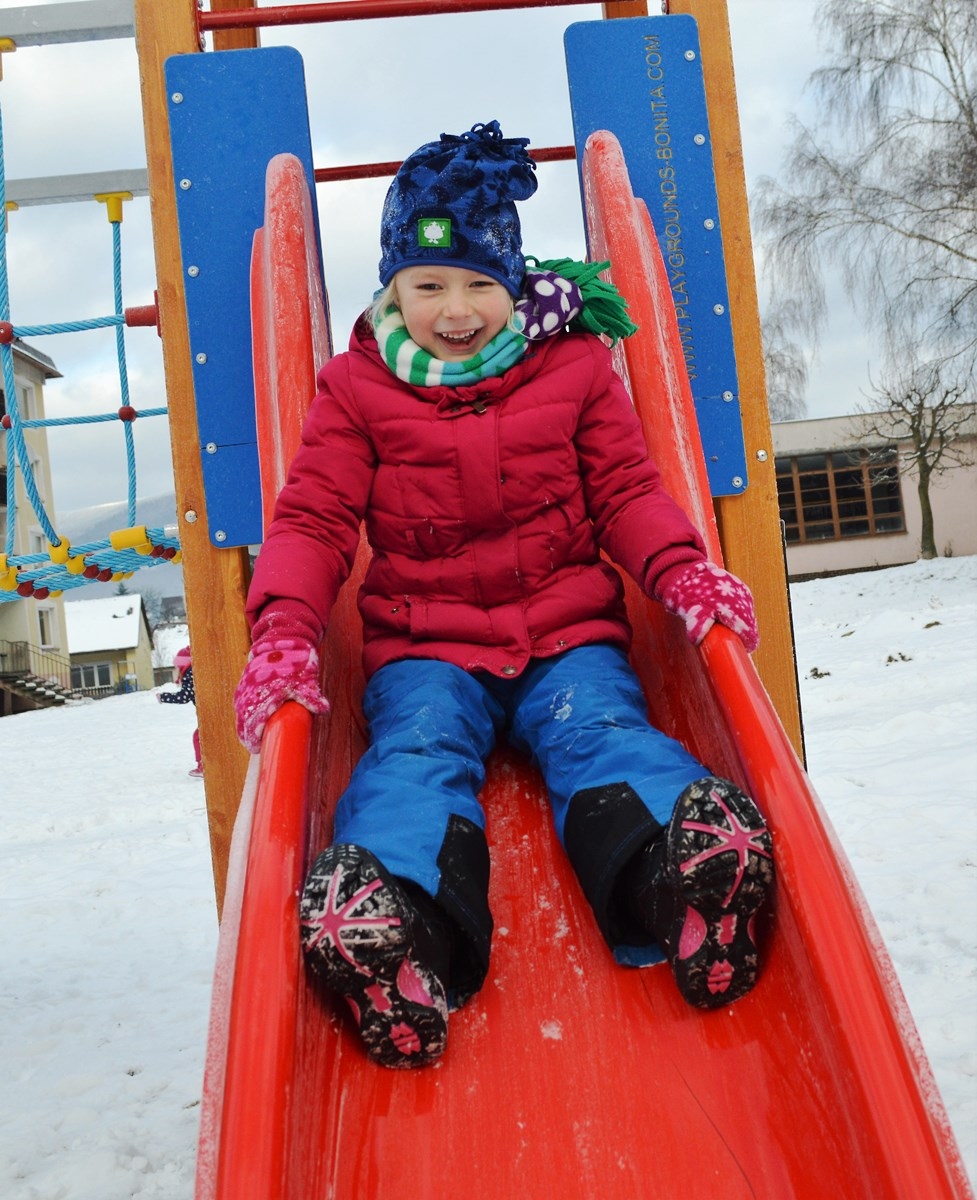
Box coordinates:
[109,526,149,551]
[0,554,18,591]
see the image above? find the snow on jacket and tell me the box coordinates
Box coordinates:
[247,318,707,679]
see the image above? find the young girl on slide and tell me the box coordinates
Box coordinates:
[233,121,774,1069]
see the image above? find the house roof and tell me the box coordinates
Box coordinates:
[13,338,62,380]
[65,594,146,654]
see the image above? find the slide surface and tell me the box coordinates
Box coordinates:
[194,145,972,1200]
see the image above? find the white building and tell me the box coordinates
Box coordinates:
[772,405,977,578]
[0,341,71,713]
[64,593,156,697]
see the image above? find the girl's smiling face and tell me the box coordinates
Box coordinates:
[393,266,513,361]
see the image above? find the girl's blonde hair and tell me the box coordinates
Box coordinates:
[368,281,398,330]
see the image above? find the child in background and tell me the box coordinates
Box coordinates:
[158,645,202,778]
[234,121,774,1069]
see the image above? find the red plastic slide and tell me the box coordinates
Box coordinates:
[194,143,972,1200]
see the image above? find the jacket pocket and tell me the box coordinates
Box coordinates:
[408,597,497,645]
[406,519,469,559]
[359,592,411,636]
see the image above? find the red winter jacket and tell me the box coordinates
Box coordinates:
[247,319,707,679]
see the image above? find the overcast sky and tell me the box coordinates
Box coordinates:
[0,0,868,517]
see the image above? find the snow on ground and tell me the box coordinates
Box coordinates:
[1,556,975,1197]
[1,688,212,1200]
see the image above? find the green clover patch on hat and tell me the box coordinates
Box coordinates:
[418,218,451,247]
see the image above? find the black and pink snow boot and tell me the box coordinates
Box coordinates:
[300,843,451,1068]
[624,777,774,1009]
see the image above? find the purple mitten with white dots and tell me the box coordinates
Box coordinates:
[515,269,583,340]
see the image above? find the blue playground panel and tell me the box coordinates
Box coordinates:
[565,15,748,497]
[166,47,322,548]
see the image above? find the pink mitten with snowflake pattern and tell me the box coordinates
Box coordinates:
[234,602,330,754]
[656,560,759,653]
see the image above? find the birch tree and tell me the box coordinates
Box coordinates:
[754,0,977,396]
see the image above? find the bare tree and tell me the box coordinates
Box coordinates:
[140,587,164,632]
[760,298,809,421]
[754,0,977,387]
[857,358,975,558]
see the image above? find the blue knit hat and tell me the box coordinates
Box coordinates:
[378,120,538,297]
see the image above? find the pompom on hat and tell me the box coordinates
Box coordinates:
[378,120,538,297]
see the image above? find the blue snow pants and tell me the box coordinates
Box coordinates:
[332,644,706,1002]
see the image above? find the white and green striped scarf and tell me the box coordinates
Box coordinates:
[373,304,527,387]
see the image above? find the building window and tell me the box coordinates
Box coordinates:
[71,663,112,690]
[28,454,44,502]
[37,606,57,649]
[776,447,905,544]
[20,383,37,420]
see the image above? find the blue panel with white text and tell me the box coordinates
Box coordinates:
[565,16,748,496]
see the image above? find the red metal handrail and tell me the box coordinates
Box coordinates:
[312,144,575,185]
[200,0,598,32]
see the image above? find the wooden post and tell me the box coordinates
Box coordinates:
[603,1,649,19]
[133,0,254,913]
[664,0,804,757]
[209,0,260,51]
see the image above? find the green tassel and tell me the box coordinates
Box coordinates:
[526,255,639,345]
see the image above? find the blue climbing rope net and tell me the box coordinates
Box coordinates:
[0,100,180,602]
